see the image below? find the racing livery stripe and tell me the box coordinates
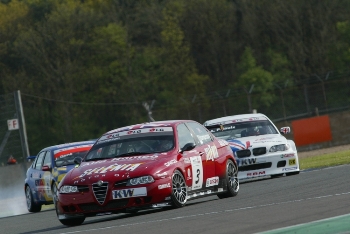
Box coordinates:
[54,146,91,158]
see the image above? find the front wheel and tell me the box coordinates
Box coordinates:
[55,201,85,226]
[217,160,239,199]
[25,186,41,212]
[171,170,187,208]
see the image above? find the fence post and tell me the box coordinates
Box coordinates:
[14,90,30,172]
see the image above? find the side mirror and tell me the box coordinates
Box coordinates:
[180,142,196,153]
[74,157,82,165]
[280,127,291,134]
[42,165,51,171]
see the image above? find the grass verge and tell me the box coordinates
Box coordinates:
[300,150,350,170]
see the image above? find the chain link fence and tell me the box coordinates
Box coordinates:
[0,91,29,168]
[151,70,350,124]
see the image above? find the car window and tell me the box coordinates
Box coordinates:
[186,122,213,145]
[86,127,175,160]
[42,151,52,168]
[34,151,46,170]
[209,120,278,140]
[176,123,196,149]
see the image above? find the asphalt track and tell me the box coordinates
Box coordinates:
[1,164,350,234]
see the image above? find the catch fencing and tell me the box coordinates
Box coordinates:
[0,91,29,169]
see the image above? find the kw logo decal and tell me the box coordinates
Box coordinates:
[240,158,257,166]
[113,189,134,198]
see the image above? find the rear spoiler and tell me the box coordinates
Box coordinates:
[205,124,224,131]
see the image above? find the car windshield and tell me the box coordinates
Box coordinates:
[55,150,89,167]
[85,130,175,161]
[209,120,278,140]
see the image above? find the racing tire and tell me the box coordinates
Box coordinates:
[286,171,300,176]
[58,217,85,226]
[217,160,239,199]
[271,173,284,178]
[171,170,187,208]
[52,183,58,207]
[25,186,42,212]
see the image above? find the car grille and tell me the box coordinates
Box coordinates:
[92,181,108,205]
[79,199,129,212]
[237,147,267,158]
[236,150,251,158]
[253,147,266,156]
[239,162,272,171]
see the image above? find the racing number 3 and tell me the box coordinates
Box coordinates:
[195,169,200,184]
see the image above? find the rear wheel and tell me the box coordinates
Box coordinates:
[52,183,58,206]
[25,186,41,212]
[171,170,187,208]
[217,160,239,199]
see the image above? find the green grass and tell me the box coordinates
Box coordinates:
[300,150,350,170]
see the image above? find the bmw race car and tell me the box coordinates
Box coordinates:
[203,113,300,181]
[24,141,95,212]
[55,120,239,226]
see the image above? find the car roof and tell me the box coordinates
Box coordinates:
[41,140,96,152]
[203,113,270,126]
[103,120,195,135]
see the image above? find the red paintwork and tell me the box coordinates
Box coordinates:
[57,120,236,217]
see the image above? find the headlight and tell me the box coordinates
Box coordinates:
[126,176,154,186]
[269,144,290,152]
[59,185,78,193]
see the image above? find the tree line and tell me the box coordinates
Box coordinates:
[0,0,350,154]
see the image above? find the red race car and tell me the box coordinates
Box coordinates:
[55,120,239,226]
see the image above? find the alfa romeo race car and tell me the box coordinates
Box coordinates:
[203,113,300,181]
[55,120,239,226]
[24,141,95,212]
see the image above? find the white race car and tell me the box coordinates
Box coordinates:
[204,113,300,181]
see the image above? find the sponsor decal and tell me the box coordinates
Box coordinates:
[218,188,223,192]
[112,187,147,199]
[77,163,143,178]
[54,144,92,159]
[197,134,211,143]
[158,183,171,190]
[206,190,212,194]
[282,166,298,171]
[111,155,158,161]
[206,176,219,187]
[149,128,164,132]
[98,127,174,143]
[247,170,266,177]
[218,139,228,147]
[184,158,191,164]
[281,153,295,158]
[205,145,219,161]
[289,159,296,165]
[165,196,171,200]
[164,159,177,167]
[239,158,257,166]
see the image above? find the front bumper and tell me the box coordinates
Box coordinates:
[56,178,173,218]
[236,151,300,180]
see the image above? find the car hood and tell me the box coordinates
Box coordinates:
[227,134,287,152]
[63,154,170,185]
